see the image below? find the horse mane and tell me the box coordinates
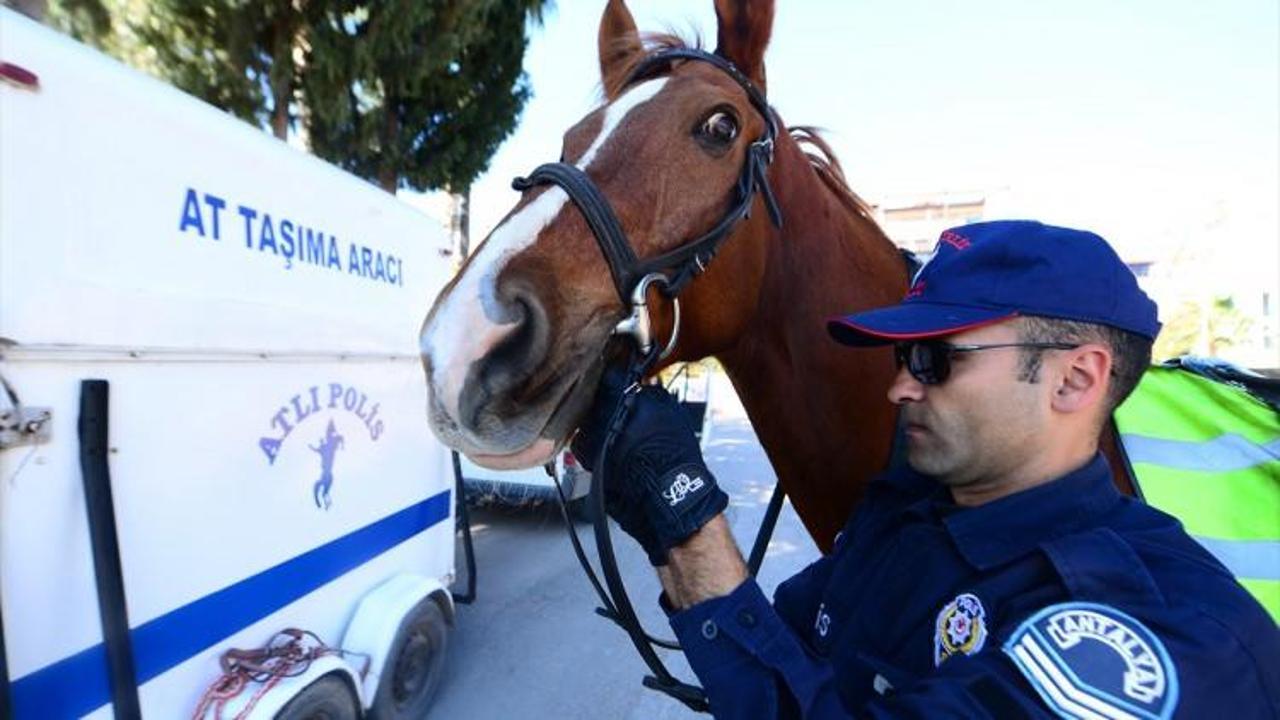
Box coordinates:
[642,30,705,54]
[788,126,874,221]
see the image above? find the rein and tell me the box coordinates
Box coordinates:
[513,47,784,713]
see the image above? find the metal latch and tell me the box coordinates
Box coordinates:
[0,406,51,450]
[0,366,51,450]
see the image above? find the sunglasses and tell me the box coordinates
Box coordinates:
[893,340,1080,385]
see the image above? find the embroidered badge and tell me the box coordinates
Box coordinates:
[934,593,988,666]
[1002,602,1179,720]
[814,602,831,638]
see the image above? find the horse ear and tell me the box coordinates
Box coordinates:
[713,0,774,91]
[599,0,643,99]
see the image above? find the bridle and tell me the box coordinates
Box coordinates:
[512,47,784,713]
[513,47,783,361]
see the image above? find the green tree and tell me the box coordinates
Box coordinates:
[303,0,545,192]
[1154,296,1255,361]
[24,0,546,194]
[43,0,111,47]
[133,1,317,139]
[40,0,160,73]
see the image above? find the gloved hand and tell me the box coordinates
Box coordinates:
[572,366,728,566]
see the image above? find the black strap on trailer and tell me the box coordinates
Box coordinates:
[1,581,10,720]
[78,380,142,720]
[450,451,478,605]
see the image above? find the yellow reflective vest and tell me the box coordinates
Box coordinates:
[1114,363,1280,622]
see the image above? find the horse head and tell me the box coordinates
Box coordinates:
[421,0,785,470]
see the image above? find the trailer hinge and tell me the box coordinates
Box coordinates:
[0,405,52,450]
[0,369,51,450]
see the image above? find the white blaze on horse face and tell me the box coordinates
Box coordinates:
[423,186,570,424]
[575,78,668,170]
[421,79,668,451]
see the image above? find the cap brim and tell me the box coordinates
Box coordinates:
[827,304,1018,347]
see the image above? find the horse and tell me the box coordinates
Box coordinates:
[419,0,908,552]
[310,419,345,510]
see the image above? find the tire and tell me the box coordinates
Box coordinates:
[367,597,450,719]
[275,674,359,720]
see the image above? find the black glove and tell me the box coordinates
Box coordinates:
[572,367,728,565]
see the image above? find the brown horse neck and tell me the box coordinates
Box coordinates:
[715,132,909,550]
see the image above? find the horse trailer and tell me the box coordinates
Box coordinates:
[1,9,461,718]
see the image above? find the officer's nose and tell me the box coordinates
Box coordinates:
[888,366,925,405]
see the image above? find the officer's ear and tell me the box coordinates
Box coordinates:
[1050,344,1111,418]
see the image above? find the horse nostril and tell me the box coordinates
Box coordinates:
[474,289,552,404]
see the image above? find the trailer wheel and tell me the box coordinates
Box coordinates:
[276,674,359,720]
[369,597,449,719]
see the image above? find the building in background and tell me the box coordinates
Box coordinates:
[871,190,988,253]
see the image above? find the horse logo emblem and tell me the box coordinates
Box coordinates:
[258,382,386,510]
[309,419,345,510]
[934,593,988,666]
[662,472,705,507]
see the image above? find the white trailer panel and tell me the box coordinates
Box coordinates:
[1,9,458,718]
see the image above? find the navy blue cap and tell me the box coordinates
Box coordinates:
[828,220,1161,346]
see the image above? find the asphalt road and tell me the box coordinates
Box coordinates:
[429,375,820,719]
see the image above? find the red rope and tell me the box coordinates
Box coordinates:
[191,629,356,720]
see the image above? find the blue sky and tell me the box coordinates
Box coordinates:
[443,0,1278,268]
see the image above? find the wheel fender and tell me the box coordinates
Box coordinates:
[341,573,453,708]
[218,656,363,720]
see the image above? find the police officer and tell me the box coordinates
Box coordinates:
[572,221,1280,718]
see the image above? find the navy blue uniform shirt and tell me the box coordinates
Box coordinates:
[669,454,1280,718]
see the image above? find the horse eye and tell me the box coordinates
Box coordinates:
[697,111,739,144]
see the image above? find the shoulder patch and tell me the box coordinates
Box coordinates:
[934,593,988,666]
[1002,602,1179,720]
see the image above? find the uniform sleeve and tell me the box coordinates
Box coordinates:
[670,580,850,718]
[664,495,881,718]
[862,648,1058,719]
[669,588,1092,720]
[671,591,1173,720]
[869,600,1280,720]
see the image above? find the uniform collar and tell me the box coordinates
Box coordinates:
[906,454,1121,570]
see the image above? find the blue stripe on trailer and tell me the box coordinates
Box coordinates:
[11,489,451,719]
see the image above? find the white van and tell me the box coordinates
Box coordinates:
[457,451,585,509]
[1,9,459,718]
